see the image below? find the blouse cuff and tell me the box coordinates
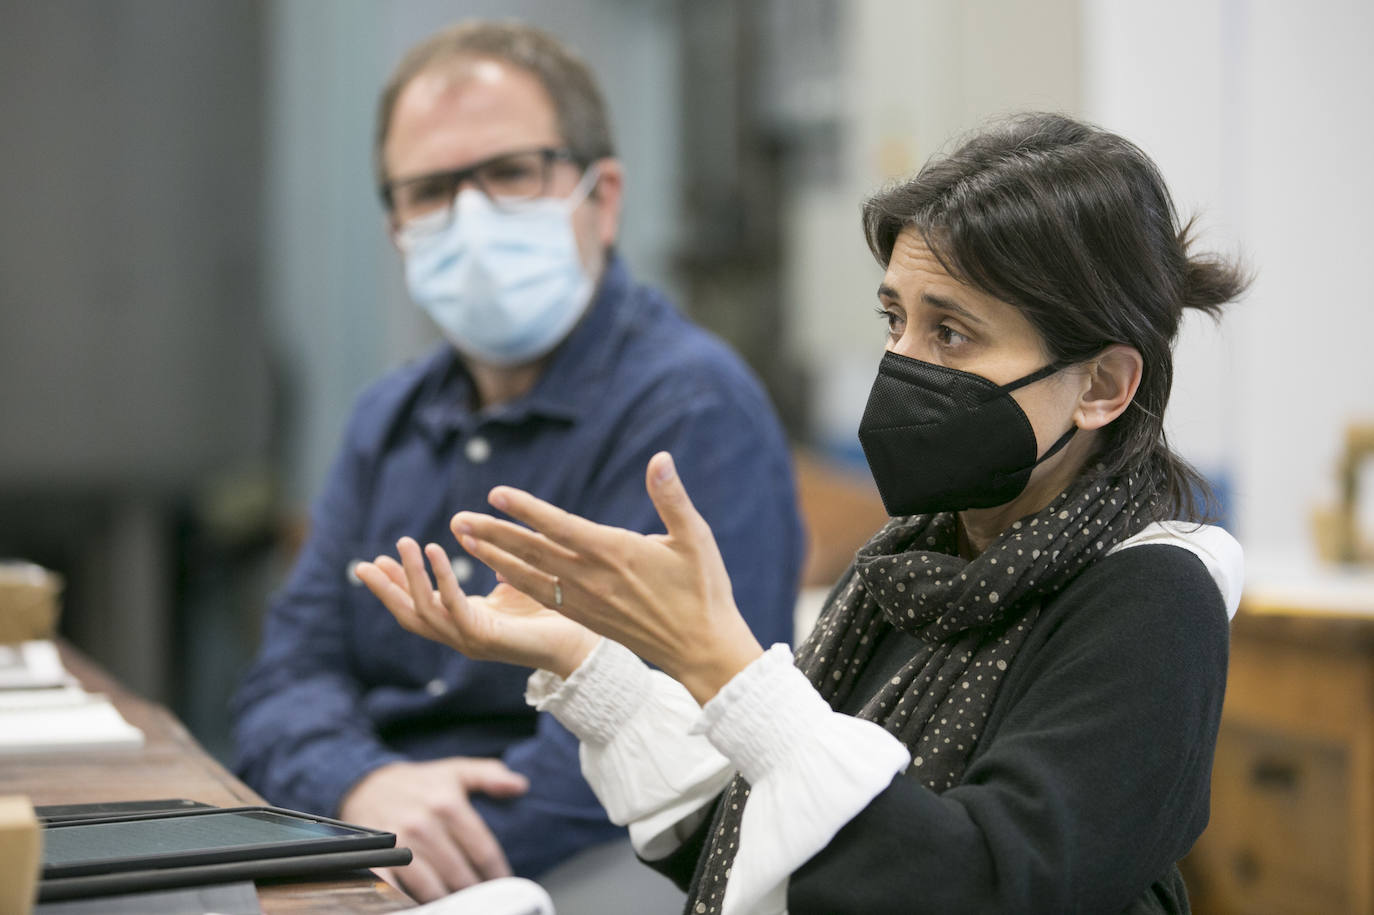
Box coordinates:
[690,643,912,915]
[526,638,652,746]
[527,638,734,839]
[690,644,851,784]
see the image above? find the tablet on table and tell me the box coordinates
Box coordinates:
[38,805,411,902]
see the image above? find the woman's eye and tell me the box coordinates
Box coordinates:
[874,306,903,336]
[935,323,970,347]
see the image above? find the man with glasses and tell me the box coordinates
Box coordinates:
[231,20,802,903]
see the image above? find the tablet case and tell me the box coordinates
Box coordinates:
[38,846,412,902]
[34,880,262,914]
[37,805,412,902]
[35,798,213,824]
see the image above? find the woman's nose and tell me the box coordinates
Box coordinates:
[888,333,923,361]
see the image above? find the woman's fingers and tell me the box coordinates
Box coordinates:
[644,452,711,546]
[398,538,461,645]
[397,537,438,605]
[453,528,578,617]
[354,561,404,613]
[483,487,612,559]
[356,559,431,638]
[372,554,409,590]
[452,511,583,580]
[423,543,475,633]
[466,454,707,561]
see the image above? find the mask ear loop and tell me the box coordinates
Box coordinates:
[1032,424,1077,466]
[998,359,1078,467]
[998,360,1066,393]
[563,163,602,211]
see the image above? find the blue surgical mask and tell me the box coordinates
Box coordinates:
[401,167,600,366]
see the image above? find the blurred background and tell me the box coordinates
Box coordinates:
[0,0,1370,794]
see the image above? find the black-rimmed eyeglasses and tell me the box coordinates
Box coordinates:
[381,147,583,234]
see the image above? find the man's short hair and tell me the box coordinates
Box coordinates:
[374,20,616,187]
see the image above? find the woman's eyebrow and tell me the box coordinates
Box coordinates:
[878,284,987,327]
[922,291,985,326]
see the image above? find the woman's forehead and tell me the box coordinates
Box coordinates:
[884,229,947,282]
[882,230,992,311]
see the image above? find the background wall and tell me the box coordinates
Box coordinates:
[0,1,272,705]
[1083,0,1374,565]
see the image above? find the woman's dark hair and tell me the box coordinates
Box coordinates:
[862,112,1248,521]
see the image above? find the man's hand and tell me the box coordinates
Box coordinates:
[339,757,529,902]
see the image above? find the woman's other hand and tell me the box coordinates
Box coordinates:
[355,538,600,678]
[451,451,765,704]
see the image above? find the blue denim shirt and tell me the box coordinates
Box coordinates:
[230,257,803,877]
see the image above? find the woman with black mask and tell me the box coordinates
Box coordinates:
[357,112,1247,914]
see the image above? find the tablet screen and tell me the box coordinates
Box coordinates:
[43,809,382,874]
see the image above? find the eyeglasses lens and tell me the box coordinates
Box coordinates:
[391,150,555,238]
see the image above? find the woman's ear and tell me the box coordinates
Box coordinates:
[1074,344,1143,431]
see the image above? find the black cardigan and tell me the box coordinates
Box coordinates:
[650,543,1228,914]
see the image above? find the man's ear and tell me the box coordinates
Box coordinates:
[590,158,624,248]
[1074,344,1143,431]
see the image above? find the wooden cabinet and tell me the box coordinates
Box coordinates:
[1185,574,1374,914]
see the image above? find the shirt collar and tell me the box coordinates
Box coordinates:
[413,254,635,441]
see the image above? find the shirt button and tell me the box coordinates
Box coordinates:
[451,556,473,583]
[425,678,448,697]
[465,436,491,463]
[345,559,364,586]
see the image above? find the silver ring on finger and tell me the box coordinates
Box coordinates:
[551,576,563,609]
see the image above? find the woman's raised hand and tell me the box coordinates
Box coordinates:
[450,452,764,704]
[354,538,600,678]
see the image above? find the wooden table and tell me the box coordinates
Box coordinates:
[1184,563,1374,915]
[0,643,413,913]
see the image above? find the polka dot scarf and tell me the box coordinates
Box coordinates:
[685,471,1146,914]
